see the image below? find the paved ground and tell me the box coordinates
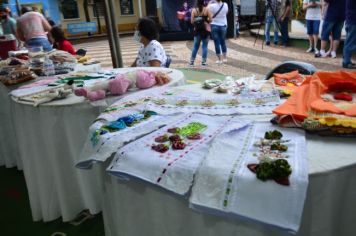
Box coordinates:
[74,32,351,81]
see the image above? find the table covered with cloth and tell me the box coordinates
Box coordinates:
[8,67,185,222]
[0,63,101,169]
[79,83,355,236]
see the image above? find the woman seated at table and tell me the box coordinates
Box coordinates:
[131,17,168,67]
[50,26,76,55]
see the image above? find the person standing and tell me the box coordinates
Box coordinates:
[209,0,229,64]
[303,0,322,54]
[265,0,280,46]
[189,0,212,66]
[317,0,345,58]
[342,0,356,69]
[16,6,52,51]
[278,0,291,47]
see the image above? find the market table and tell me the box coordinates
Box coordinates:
[0,63,101,169]
[9,67,185,222]
[83,84,356,236]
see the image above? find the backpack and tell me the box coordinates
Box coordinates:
[193,9,205,31]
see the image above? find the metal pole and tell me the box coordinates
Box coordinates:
[103,0,118,68]
[108,0,123,68]
[233,0,237,39]
[138,0,143,17]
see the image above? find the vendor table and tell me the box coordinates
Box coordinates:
[9,67,185,222]
[93,84,356,236]
[0,63,101,169]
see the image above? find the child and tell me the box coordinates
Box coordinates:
[50,26,76,55]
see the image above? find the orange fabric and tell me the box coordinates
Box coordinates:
[273,70,303,86]
[273,71,356,118]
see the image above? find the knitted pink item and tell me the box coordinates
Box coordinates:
[87,90,106,101]
[74,88,88,97]
[136,70,156,89]
[109,74,132,95]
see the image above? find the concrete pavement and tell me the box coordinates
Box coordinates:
[74,33,350,82]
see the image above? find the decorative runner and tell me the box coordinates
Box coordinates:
[107,113,251,195]
[190,122,308,232]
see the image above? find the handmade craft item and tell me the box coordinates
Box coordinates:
[273,71,356,136]
[190,122,308,233]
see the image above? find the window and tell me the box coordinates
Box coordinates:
[120,0,134,15]
[61,0,80,19]
[92,0,105,17]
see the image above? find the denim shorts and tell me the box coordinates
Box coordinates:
[306,20,320,35]
[321,20,344,41]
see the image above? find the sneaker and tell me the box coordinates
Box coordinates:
[330,51,337,58]
[215,60,223,65]
[188,61,194,66]
[266,41,270,46]
[306,47,314,53]
[342,62,356,69]
[314,49,319,54]
[222,58,228,63]
[274,42,278,46]
[319,50,329,58]
[201,62,207,66]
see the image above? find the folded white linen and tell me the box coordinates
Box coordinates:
[107,114,251,195]
[76,110,184,169]
[190,122,308,232]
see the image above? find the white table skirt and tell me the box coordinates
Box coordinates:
[102,161,356,236]
[10,67,185,222]
[0,83,22,169]
[96,84,356,236]
[0,63,101,169]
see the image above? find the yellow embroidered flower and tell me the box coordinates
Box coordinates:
[319,117,337,126]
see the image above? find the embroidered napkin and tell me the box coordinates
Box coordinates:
[107,114,250,195]
[190,122,308,232]
[76,111,183,169]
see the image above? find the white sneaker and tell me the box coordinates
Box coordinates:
[215,60,222,64]
[320,50,329,58]
[306,47,314,53]
[314,49,319,55]
[222,58,228,63]
[330,51,337,58]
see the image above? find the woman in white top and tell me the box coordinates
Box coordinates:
[303,0,322,54]
[131,17,167,67]
[208,0,229,64]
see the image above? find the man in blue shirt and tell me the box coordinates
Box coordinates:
[342,0,356,69]
[317,0,345,58]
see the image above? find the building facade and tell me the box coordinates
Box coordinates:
[4,0,159,37]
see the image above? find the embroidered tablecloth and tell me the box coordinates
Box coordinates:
[107,113,251,195]
[190,122,308,232]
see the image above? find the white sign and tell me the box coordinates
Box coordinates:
[240,0,257,15]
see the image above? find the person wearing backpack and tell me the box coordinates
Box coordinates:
[189,0,212,66]
[208,0,229,64]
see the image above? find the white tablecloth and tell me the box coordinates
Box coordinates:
[0,63,101,169]
[0,82,22,169]
[9,67,185,222]
[97,84,356,236]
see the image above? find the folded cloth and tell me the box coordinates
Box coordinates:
[107,114,250,195]
[190,122,308,233]
[273,71,356,119]
[76,112,182,169]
